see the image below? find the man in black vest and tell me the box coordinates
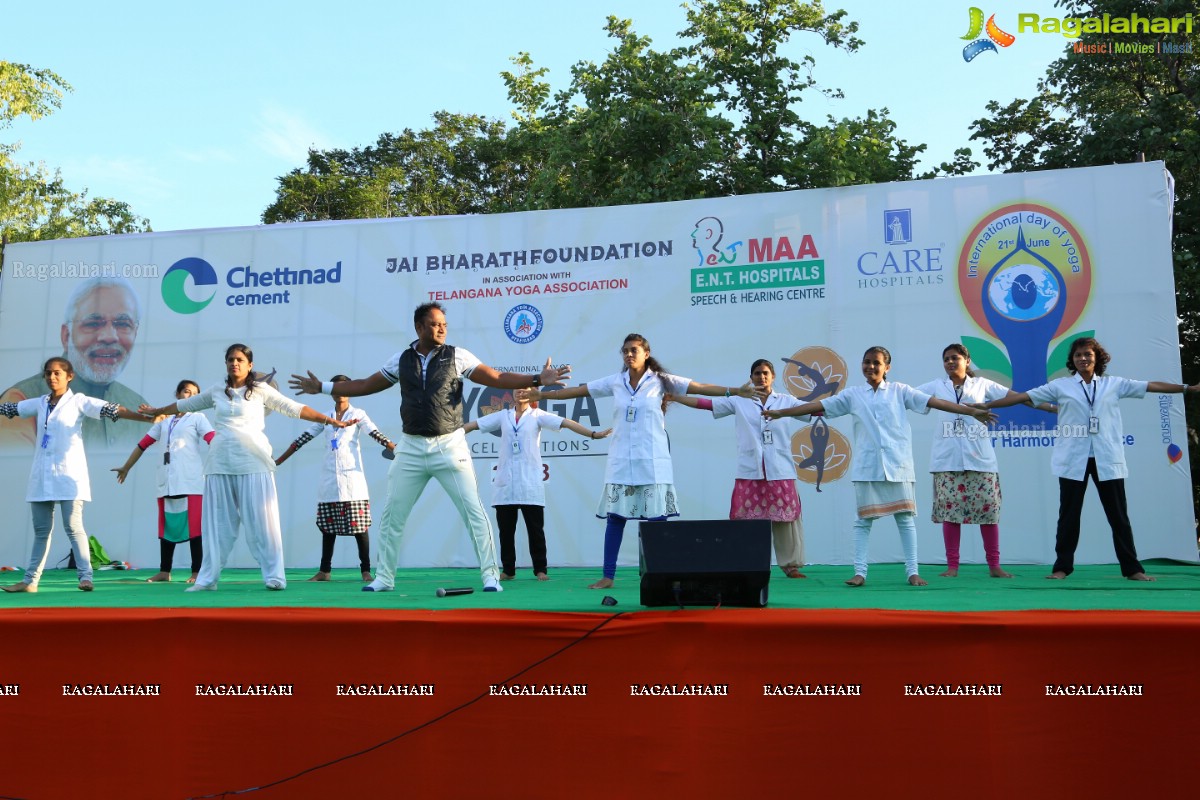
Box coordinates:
[290,302,569,592]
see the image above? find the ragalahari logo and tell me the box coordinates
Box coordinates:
[962,7,1016,61]
[162,257,218,314]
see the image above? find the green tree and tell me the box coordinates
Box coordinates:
[0,61,150,250]
[512,17,734,210]
[263,112,511,223]
[968,0,1199,503]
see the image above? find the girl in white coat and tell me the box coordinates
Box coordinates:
[1,357,148,593]
[916,344,1055,578]
[113,379,215,583]
[668,359,811,578]
[983,336,1197,582]
[275,375,396,583]
[522,332,756,589]
[463,393,610,580]
[140,344,355,591]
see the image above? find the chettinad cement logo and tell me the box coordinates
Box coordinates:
[961,7,1015,61]
[162,257,218,314]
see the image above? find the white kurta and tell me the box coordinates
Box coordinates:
[144,412,214,497]
[819,381,932,482]
[295,405,382,502]
[1026,375,1148,481]
[14,390,111,502]
[915,376,1010,473]
[177,383,304,475]
[587,371,691,485]
[710,393,810,480]
[476,407,564,506]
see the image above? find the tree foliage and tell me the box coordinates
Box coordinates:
[0,61,150,249]
[264,1,969,220]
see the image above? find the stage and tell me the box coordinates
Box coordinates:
[2,563,1198,799]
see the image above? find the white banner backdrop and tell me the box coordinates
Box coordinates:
[0,161,1194,572]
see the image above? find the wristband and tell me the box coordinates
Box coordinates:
[531,375,541,387]
[320,381,334,395]
[724,387,731,397]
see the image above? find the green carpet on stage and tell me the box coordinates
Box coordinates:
[1,560,1197,612]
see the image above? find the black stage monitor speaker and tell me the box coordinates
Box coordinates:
[639,519,771,608]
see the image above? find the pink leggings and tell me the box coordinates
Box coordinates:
[942,522,1000,569]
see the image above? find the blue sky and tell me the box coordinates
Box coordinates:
[6,0,1073,233]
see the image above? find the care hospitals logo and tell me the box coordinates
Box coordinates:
[688,216,825,307]
[162,257,218,314]
[855,209,945,291]
[782,346,851,489]
[957,204,1093,431]
[961,7,1016,62]
[504,304,543,344]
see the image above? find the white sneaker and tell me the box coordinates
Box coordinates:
[265,579,285,591]
[361,580,393,592]
[185,583,216,592]
[483,576,503,593]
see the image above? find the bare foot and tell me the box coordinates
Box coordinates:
[1127,572,1156,582]
[1046,571,1068,580]
[1,582,36,593]
[499,573,515,581]
[989,567,1014,578]
[844,575,865,587]
[361,571,373,582]
[187,573,199,584]
[939,568,958,578]
[908,574,928,586]
[535,572,549,581]
[306,572,330,582]
[783,567,807,579]
[589,577,614,589]
[147,571,171,583]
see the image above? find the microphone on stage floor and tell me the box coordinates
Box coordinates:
[436,587,475,597]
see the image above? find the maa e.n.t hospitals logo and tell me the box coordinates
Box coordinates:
[503,304,543,344]
[961,7,1016,61]
[687,216,825,306]
[162,257,218,314]
[958,204,1093,430]
[781,346,851,490]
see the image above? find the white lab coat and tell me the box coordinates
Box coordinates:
[1026,376,1147,481]
[710,393,810,480]
[916,376,1010,473]
[144,412,214,496]
[819,381,932,482]
[588,371,691,485]
[294,405,382,502]
[14,390,112,502]
[476,407,564,505]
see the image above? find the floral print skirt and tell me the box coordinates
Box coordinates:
[931,471,1001,524]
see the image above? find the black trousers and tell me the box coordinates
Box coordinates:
[1054,457,1144,577]
[160,537,203,573]
[319,532,371,573]
[495,505,547,575]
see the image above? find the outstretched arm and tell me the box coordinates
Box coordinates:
[469,357,571,390]
[983,391,1032,410]
[665,394,708,410]
[112,440,150,483]
[289,371,393,398]
[928,397,997,424]
[1147,381,1200,394]
[686,380,758,399]
[764,400,826,419]
[561,419,612,440]
[462,421,480,434]
[519,384,591,403]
